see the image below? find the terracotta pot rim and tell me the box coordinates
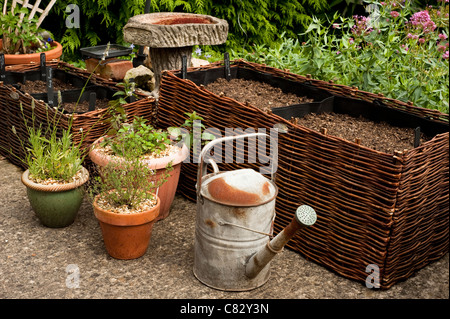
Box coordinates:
[21,167,89,192]
[0,40,63,65]
[93,194,161,226]
[89,136,189,170]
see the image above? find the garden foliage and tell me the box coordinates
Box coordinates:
[12,101,84,183]
[44,0,328,58]
[233,0,449,113]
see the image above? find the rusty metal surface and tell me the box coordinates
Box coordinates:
[246,205,317,279]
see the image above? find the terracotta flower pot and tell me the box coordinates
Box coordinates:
[93,195,160,260]
[89,137,189,221]
[0,39,63,65]
[21,167,90,228]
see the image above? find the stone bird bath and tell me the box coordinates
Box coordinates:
[123,12,228,96]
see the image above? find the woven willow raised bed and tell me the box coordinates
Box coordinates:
[0,62,156,169]
[157,59,449,289]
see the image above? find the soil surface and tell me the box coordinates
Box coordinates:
[61,98,110,113]
[298,112,430,153]
[205,78,430,153]
[19,79,77,94]
[205,78,313,112]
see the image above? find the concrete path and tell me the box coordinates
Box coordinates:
[0,157,448,302]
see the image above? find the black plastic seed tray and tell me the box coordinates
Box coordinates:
[80,44,133,59]
[32,85,117,114]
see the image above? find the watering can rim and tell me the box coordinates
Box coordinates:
[196,133,278,206]
[199,170,279,207]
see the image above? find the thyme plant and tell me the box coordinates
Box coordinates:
[92,152,170,212]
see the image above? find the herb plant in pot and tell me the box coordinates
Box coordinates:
[90,144,168,260]
[0,3,62,65]
[89,116,189,221]
[14,102,89,228]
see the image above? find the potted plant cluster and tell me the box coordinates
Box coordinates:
[0,2,62,65]
[13,101,89,228]
[89,115,189,221]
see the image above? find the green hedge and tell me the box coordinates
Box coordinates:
[41,0,329,60]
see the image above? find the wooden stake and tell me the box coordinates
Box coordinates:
[28,0,42,20]
[36,0,57,28]
[2,0,8,15]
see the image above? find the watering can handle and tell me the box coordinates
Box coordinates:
[196,132,278,200]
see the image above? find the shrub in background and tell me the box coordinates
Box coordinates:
[42,0,329,60]
[234,0,449,113]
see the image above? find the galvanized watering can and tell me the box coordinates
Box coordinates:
[193,133,317,291]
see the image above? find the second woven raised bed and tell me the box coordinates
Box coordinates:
[156,59,449,289]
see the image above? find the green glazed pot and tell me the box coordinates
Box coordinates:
[21,168,90,228]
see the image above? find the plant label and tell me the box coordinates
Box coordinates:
[40,53,47,82]
[414,127,421,148]
[89,92,96,112]
[47,67,54,107]
[181,55,187,80]
[0,53,5,81]
[224,52,231,81]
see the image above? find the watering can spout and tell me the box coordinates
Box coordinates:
[245,205,317,279]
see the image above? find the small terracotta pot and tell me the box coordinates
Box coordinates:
[0,40,63,65]
[89,137,189,221]
[93,195,160,260]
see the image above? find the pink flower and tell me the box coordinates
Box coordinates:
[333,23,340,29]
[439,33,448,40]
[390,11,400,18]
[381,1,386,5]
[438,45,446,51]
[349,37,354,44]
[351,15,373,36]
[336,51,341,54]
[419,38,426,44]
[443,51,449,60]
[409,10,436,34]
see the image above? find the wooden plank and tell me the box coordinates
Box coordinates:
[11,0,18,12]
[2,0,8,15]
[28,0,42,20]
[17,0,29,24]
[36,0,57,28]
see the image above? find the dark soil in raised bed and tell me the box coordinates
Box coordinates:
[298,112,431,153]
[205,78,313,112]
[60,98,111,113]
[19,79,77,94]
[205,77,430,153]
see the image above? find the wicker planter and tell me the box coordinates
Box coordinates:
[0,62,156,170]
[156,59,449,289]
